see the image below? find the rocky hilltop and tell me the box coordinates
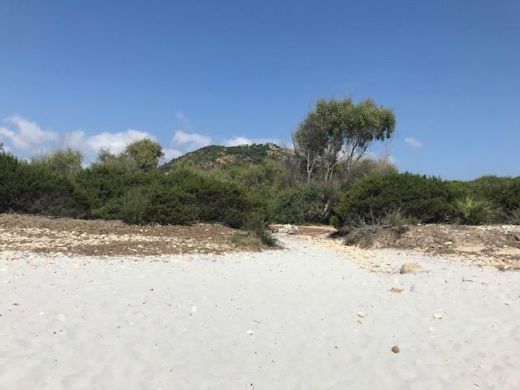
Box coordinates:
[161,143,292,171]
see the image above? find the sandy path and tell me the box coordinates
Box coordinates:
[0,236,519,389]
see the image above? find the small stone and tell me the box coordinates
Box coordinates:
[433,312,443,320]
[247,330,254,336]
[391,345,400,353]
[400,262,423,274]
[390,287,404,293]
[356,311,366,318]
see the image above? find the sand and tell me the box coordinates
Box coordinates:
[1,235,519,389]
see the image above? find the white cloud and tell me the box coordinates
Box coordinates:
[85,129,154,154]
[172,130,212,151]
[0,143,10,153]
[162,148,182,161]
[0,115,157,163]
[0,115,57,150]
[57,129,155,163]
[404,137,422,149]
[1,114,290,166]
[224,136,281,147]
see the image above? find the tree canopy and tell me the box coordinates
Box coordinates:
[294,98,395,182]
[94,139,164,171]
[124,139,164,171]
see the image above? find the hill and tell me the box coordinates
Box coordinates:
[161,143,292,171]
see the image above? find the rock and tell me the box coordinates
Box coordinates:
[433,312,443,320]
[400,262,423,274]
[391,345,400,353]
[356,311,366,318]
[497,264,520,271]
[279,224,299,235]
[390,287,404,293]
[246,330,254,336]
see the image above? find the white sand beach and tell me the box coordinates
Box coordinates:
[1,235,519,389]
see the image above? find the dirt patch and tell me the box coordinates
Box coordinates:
[0,213,264,256]
[336,224,520,270]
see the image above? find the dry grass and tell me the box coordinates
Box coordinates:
[337,223,520,270]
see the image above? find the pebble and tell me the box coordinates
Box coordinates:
[433,313,443,320]
[390,287,404,293]
[391,345,400,353]
[400,262,423,274]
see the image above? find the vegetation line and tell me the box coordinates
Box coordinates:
[1,98,518,245]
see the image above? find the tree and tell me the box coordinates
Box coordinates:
[124,139,164,171]
[293,98,396,182]
[94,139,164,171]
[293,113,328,183]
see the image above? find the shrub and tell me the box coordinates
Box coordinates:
[329,215,340,229]
[31,149,83,179]
[275,183,340,224]
[145,187,199,225]
[78,167,268,229]
[465,176,520,217]
[379,208,415,227]
[454,196,497,225]
[76,164,154,212]
[0,152,91,217]
[334,173,459,226]
[97,187,152,225]
[507,208,520,225]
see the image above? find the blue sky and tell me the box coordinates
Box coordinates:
[0,0,518,179]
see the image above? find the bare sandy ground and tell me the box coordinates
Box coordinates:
[1,235,519,389]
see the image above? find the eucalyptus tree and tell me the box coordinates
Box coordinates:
[294,98,395,182]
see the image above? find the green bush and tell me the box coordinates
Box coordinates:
[31,149,83,178]
[94,187,152,225]
[466,176,520,217]
[508,208,520,225]
[0,152,91,217]
[454,196,497,225]
[275,183,340,224]
[334,173,459,226]
[3,142,519,241]
[77,166,267,229]
[76,163,153,211]
[145,187,199,225]
[0,152,21,212]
